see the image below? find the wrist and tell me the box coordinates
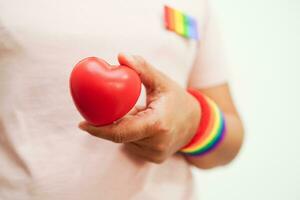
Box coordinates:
[185,90,202,144]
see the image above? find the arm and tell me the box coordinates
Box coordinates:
[184,84,244,169]
[79,54,244,169]
[181,0,245,168]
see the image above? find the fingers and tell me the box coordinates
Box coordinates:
[124,143,167,164]
[118,53,166,92]
[123,143,160,163]
[79,113,154,143]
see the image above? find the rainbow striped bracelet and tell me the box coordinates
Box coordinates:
[181,88,226,156]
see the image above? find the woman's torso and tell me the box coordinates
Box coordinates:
[0,0,207,199]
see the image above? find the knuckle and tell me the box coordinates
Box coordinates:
[146,150,168,164]
[112,131,124,143]
[150,156,166,164]
[134,55,146,66]
[134,55,154,72]
[153,120,170,134]
[154,143,167,153]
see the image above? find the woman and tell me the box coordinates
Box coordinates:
[0,0,244,199]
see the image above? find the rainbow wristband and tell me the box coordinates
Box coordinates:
[181,88,226,156]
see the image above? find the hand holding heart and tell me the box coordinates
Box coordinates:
[79,54,201,163]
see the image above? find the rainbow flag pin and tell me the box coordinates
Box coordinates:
[164,5,199,40]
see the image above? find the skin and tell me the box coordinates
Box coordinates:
[79,53,244,169]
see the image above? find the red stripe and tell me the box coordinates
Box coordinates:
[182,89,212,148]
[164,6,171,29]
[164,5,175,31]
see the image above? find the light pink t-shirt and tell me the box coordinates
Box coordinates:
[0,0,227,199]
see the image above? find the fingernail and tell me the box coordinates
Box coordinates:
[78,122,87,130]
[122,53,135,62]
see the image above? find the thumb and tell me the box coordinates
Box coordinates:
[118,53,166,91]
[78,113,154,143]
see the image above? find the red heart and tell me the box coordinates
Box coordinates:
[69,57,141,126]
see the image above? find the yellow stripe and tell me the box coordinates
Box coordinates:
[182,97,221,153]
[173,9,184,36]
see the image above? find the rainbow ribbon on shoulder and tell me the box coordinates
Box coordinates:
[164,5,199,40]
[181,89,226,156]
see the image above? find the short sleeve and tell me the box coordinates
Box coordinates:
[188,1,228,88]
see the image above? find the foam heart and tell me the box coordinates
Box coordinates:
[70,57,141,126]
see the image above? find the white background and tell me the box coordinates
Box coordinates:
[193,0,300,199]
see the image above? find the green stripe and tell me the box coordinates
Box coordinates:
[189,110,225,155]
[183,14,189,38]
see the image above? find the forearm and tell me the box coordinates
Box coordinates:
[184,112,244,169]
